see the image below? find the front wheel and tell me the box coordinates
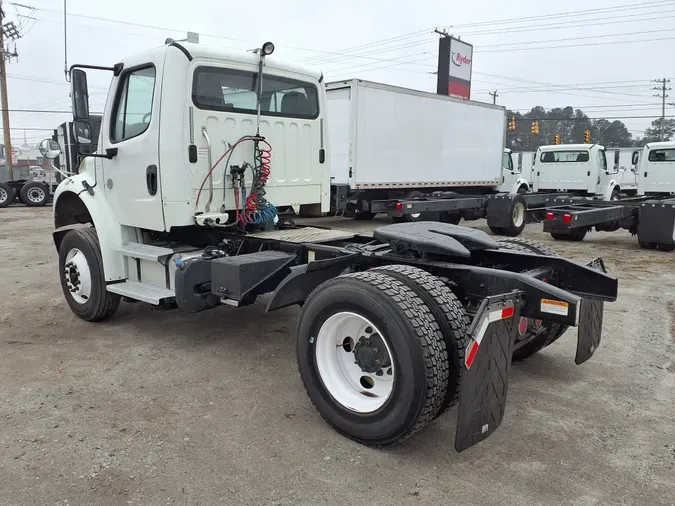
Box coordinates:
[58,227,120,322]
[297,271,449,445]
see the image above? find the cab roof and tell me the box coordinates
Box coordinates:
[124,42,323,81]
[538,143,604,151]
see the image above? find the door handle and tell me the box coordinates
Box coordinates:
[146,165,158,196]
[644,172,648,177]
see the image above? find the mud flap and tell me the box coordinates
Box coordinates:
[454,292,523,452]
[575,299,603,365]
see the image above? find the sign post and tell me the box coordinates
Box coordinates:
[436,36,474,100]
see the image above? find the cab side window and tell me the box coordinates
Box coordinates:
[111,66,156,143]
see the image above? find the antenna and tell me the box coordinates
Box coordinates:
[63,0,68,81]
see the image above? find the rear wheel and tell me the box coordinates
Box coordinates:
[0,182,13,208]
[353,211,376,221]
[497,239,569,361]
[500,194,527,236]
[551,228,587,242]
[488,226,505,235]
[372,265,468,417]
[297,271,449,445]
[58,227,120,322]
[20,182,49,206]
[400,190,440,223]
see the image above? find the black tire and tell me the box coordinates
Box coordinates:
[551,228,587,242]
[497,239,569,361]
[297,271,449,445]
[517,186,528,194]
[497,237,558,257]
[372,265,468,417]
[20,182,49,206]
[656,242,675,252]
[440,212,462,225]
[58,227,121,322]
[353,211,376,221]
[401,190,440,223]
[0,182,13,208]
[638,240,655,250]
[488,225,505,235]
[502,194,527,236]
[610,189,620,201]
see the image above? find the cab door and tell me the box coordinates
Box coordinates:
[100,59,165,231]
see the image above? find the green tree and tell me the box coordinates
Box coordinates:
[591,120,632,147]
[643,117,675,142]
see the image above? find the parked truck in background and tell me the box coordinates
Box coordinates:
[326,79,534,235]
[533,141,675,249]
[499,149,535,194]
[532,143,639,200]
[44,40,616,450]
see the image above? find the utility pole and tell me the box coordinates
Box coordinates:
[0,1,12,179]
[653,78,671,141]
[488,90,498,105]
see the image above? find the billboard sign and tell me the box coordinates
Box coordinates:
[436,36,473,100]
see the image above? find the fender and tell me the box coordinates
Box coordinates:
[508,178,530,195]
[599,180,619,201]
[52,170,129,282]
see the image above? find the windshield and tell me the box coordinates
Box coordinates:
[502,152,513,171]
[192,66,319,120]
[540,150,590,163]
[648,149,675,162]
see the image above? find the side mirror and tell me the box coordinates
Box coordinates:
[39,138,61,160]
[631,151,639,165]
[71,69,90,120]
[73,120,93,145]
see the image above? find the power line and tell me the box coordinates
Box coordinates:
[446,0,675,30]
[652,77,672,140]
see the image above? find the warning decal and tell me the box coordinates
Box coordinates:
[540,299,569,316]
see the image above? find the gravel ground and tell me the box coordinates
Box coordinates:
[1,206,674,506]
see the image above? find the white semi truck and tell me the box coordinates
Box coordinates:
[499,149,535,194]
[533,141,675,249]
[325,79,533,235]
[44,40,616,450]
[532,144,638,200]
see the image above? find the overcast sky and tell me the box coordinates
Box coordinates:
[5,0,675,146]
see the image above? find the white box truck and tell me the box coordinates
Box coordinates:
[325,79,531,235]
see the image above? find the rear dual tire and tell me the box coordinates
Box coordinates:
[297,267,468,445]
[0,182,13,208]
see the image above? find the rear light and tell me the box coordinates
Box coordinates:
[562,213,573,224]
[546,211,555,221]
[395,202,403,211]
[518,317,528,336]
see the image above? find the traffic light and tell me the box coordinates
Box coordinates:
[584,130,591,143]
[531,120,540,135]
[508,116,516,131]
[554,134,561,145]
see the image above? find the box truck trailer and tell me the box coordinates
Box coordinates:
[325,79,538,235]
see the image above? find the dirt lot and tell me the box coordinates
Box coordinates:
[1,206,674,505]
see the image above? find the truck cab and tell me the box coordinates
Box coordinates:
[498,149,534,194]
[533,144,623,200]
[635,141,675,196]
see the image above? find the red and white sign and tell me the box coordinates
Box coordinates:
[448,39,473,83]
[11,148,18,165]
[436,36,474,100]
